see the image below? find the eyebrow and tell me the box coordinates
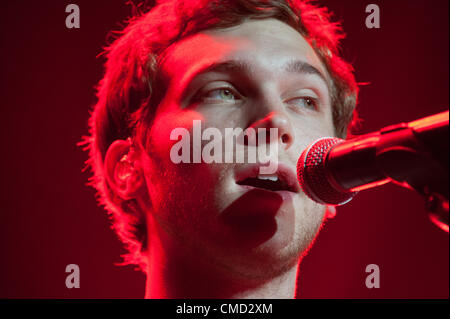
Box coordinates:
[189,59,329,86]
[284,60,328,85]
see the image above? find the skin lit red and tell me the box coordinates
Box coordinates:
[106,18,337,298]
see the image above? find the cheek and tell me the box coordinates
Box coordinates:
[148,109,205,155]
[292,117,334,149]
[294,196,326,244]
[144,109,225,205]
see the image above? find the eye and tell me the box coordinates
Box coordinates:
[286,96,318,111]
[198,88,241,103]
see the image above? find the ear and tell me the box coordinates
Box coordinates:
[104,139,145,200]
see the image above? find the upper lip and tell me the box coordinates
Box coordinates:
[234,163,301,193]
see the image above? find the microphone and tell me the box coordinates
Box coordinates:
[297,111,449,206]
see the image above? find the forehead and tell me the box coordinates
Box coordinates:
[159,18,329,92]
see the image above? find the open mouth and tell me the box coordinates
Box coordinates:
[235,165,300,193]
[237,175,294,192]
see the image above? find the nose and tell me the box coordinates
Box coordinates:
[246,110,294,150]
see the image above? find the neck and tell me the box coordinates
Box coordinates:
[145,258,299,299]
[144,218,300,299]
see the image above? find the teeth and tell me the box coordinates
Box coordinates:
[258,175,278,182]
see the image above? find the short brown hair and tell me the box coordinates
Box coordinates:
[83,0,359,271]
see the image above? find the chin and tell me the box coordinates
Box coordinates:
[201,216,308,281]
[212,240,303,282]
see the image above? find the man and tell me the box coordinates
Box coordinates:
[85,0,358,298]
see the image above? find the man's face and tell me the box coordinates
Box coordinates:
[140,19,335,278]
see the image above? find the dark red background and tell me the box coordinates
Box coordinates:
[0,0,448,298]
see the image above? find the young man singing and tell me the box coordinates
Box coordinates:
[85,0,358,298]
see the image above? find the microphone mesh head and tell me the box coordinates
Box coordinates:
[297,137,357,205]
